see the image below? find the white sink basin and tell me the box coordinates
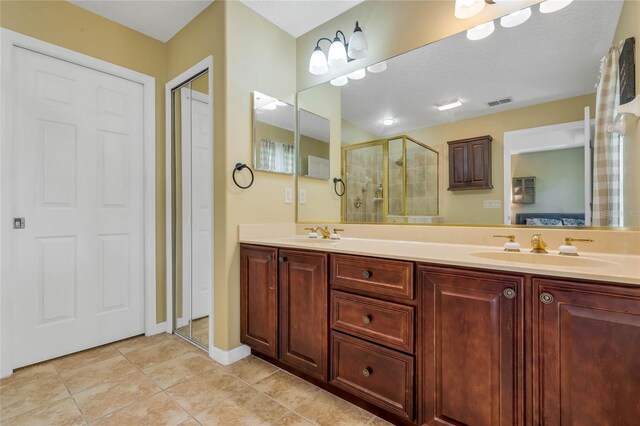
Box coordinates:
[471,251,617,268]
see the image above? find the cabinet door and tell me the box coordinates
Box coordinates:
[534,278,640,426]
[279,249,329,381]
[468,138,492,188]
[419,266,524,426]
[240,245,278,357]
[448,142,468,190]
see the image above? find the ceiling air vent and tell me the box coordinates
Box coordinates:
[488,97,513,107]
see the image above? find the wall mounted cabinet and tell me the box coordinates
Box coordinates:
[447,135,493,191]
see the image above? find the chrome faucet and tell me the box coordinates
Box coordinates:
[530,233,548,254]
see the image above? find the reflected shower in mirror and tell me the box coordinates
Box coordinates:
[253,91,295,175]
[171,70,211,350]
[296,0,637,228]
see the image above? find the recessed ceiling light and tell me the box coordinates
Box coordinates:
[330,76,349,87]
[347,68,366,80]
[367,61,387,73]
[382,118,395,126]
[467,21,495,41]
[435,100,463,111]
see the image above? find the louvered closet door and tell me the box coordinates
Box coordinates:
[11,46,145,368]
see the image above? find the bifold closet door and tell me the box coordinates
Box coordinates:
[11,46,145,368]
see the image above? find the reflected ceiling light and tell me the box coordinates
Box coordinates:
[467,21,495,40]
[382,118,395,126]
[263,102,277,110]
[500,7,531,28]
[539,0,574,14]
[367,61,387,73]
[275,100,287,106]
[308,21,369,75]
[330,76,349,87]
[435,100,463,111]
[347,68,366,80]
[455,0,485,19]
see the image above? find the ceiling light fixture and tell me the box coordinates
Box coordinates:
[467,21,495,40]
[308,21,369,76]
[539,0,574,14]
[382,118,395,126]
[347,68,366,80]
[367,61,387,73]
[330,76,349,87]
[435,100,463,111]
[500,7,532,28]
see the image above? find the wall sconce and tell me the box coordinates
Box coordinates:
[308,21,369,76]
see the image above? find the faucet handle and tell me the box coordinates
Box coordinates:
[494,235,520,252]
[331,228,344,240]
[493,234,516,242]
[560,237,594,256]
[304,227,315,231]
[304,227,319,238]
[564,237,594,245]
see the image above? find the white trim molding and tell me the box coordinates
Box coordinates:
[210,345,251,366]
[0,28,156,378]
[165,56,216,354]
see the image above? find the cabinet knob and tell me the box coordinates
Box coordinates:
[362,315,371,324]
[278,256,287,263]
[540,292,554,304]
[362,270,371,279]
[503,288,516,299]
[362,367,372,377]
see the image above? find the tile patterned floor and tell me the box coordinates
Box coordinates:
[0,333,391,425]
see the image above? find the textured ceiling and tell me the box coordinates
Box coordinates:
[67,0,213,42]
[339,0,624,138]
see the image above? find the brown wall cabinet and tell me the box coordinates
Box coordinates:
[447,135,493,191]
[533,278,640,426]
[419,265,524,426]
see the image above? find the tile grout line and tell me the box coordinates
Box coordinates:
[52,359,91,426]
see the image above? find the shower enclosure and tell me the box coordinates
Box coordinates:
[342,135,439,223]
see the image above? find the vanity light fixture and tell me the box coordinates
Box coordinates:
[435,100,463,111]
[539,0,574,14]
[347,68,366,80]
[330,76,349,87]
[467,21,495,40]
[500,7,532,28]
[382,118,395,126]
[367,61,387,74]
[308,21,369,76]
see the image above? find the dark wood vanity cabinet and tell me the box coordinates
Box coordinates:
[279,249,329,381]
[240,245,278,357]
[418,265,524,426]
[533,278,640,426]
[447,135,493,191]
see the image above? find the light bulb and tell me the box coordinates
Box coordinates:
[330,76,349,87]
[347,68,366,80]
[467,21,495,41]
[308,46,328,75]
[500,7,532,28]
[347,21,368,59]
[382,118,395,126]
[539,0,574,14]
[367,61,387,73]
[327,37,348,67]
[455,0,485,19]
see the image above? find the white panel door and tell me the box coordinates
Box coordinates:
[181,89,212,321]
[11,47,145,368]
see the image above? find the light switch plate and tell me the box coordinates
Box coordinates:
[483,200,501,209]
[299,189,307,204]
[284,187,292,204]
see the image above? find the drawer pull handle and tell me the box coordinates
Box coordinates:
[362,270,371,279]
[362,315,371,324]
[503,288,516,299]
[540,292,554,304]
[278,256,287,263]
[362,367,372,377]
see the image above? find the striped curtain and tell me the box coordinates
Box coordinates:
[283,143,295,174]
[259,138,294,174]
[260,139,276,171]
[592,41,624,226]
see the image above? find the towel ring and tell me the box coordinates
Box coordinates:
[233,163,254,189]
[333,177,346,197]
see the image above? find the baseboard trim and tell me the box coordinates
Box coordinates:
[210,344,251,365]
[146,321,168,336]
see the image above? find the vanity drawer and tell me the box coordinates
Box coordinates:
[331,291,414,353]
[330,254,414,300]
[331,332,414,420]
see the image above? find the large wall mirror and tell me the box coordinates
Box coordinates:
[296,0,638,228]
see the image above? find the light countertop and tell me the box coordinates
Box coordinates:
[239,235,640,286]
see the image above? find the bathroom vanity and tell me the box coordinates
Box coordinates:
[239,237,640,425]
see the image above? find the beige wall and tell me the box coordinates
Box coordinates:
[511,147,585,218]
[0,0,168,321]
[341,119,379,146]
[299,136,330,176]
[614,0,640,227]
[407,94,596,224]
